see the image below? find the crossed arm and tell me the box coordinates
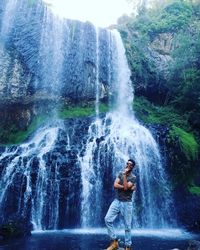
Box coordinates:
[114,176,136,191]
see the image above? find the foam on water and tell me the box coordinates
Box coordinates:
[32,228,196,240]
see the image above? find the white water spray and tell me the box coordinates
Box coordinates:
[0,125,60,230]
[0,0,176,230]
[80,30,175,228]
[95,27,100,117]
[0,0,18,41]
[38,8,64,95]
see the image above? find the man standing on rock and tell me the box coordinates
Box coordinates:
[105,159,136,250]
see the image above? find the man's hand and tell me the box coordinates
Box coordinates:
[123,167,129,176]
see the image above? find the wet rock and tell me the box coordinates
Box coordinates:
[187,240,200,250]
[0,217,32,241]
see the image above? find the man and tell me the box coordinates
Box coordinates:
[104,159,136,250]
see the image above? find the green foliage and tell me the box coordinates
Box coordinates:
[57,103,108,119]
[134,96,199,163]
[169,125,199,161]
[0,115,49,145]
[161,1,193,30]
[133,96,189,128]
[120,0,200,129]
[173,69,200,110]
[169,29,200,113]
[121,0,200,189]
[118,0,200,108]
[58,106,94,119]
[188,185,200,195]
[130,0,193,38]
[0,103,109,145]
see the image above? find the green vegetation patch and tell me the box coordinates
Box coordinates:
[133,97,199,161]
[188,185,200,195]
[132,0,193,37]
[0,115,49,146]
[169,125,199,161]
[0,103,109,145]
[58,103,108,119]
[133,96,188,128]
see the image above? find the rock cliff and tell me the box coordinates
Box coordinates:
[0,0,115,132]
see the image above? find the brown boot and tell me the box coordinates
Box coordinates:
[106,239,119,250]
[125,246,131,250]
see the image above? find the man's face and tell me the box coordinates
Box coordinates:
[126,161,133,171]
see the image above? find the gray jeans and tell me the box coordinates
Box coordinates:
[105,199,133,246]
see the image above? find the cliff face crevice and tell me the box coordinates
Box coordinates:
[147,32,174,80]
[150,32,174,55]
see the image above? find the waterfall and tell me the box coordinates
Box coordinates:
[110,30,133,115]
[0,0,176,231]
[95,27,100,117]
[0,0,18,41]
[0,125,60,230]
[80,30,175,229]
[0,0,112,102]
[37,7,64,96]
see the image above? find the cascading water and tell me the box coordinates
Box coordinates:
[38,8,64,95]
[95,27,100,117]
[0,125,60,230]
[80,30,175,229]
[0,0,18,42]
[0,0,176,232]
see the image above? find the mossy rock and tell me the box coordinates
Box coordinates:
[169,125,199,161]
[57,102,108,119]
[188,185,200,195]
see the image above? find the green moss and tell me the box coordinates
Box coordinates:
[133,96,188,128]
[188,185,200,195]
[169,125,199,161]
[0,115,49,146]
[0,103,109,145]
[133,96,199,161]
[58,103,108,119]
[132,0,193,36]
[99,103,109,113]
[58,106,94,119]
